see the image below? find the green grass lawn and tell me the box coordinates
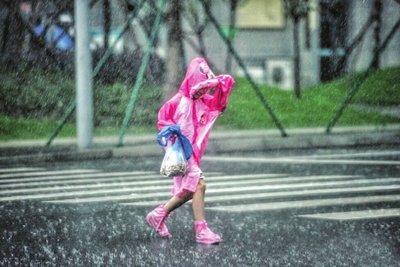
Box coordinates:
[0,115,155,141]
[1,66,399,141]
[217,66,400,129]
[0,115,75,141]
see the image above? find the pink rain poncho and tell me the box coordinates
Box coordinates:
[157,57,235,196]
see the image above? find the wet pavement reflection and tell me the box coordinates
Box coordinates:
[1,147,399,266]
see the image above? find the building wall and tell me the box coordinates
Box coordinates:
[186,0,400,87]
[346,0,400,72]
[183,0,321,88]
[381,1,400,67]
[300,0,320,86]
[92,0,400,87]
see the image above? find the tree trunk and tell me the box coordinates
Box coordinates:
[225,0,238,73]
[293,16,301,99]
[164,0,184,100]
[0,8,11,57]
[2,4,25,64]
[103,0,111,50]
[337,13,374,74]
[372,0,382,70]
[118,0,141,52]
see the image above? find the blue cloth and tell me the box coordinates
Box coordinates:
[157,125,193,160]
[34,24,73,50]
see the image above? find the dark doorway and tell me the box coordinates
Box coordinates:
[319,0,348,82]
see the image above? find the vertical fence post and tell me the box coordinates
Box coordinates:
[75,0,93,148]
[46,2,145,147]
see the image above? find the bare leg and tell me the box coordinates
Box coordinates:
[192,179,206,221]
[164,193,192,213]
[191,179,221,244]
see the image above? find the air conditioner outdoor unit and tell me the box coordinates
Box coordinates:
[265,59,294,90]
[236,66,266,84]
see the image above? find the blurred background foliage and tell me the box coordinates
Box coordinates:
[1,64,399,140]
[0,65,162,128]
[0,0,399,140]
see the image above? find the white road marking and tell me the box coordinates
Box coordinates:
[120,184,400,207]
[35,176,400,204]
[298,150,400,159]
[44,193,169,204]
[207,195,400,212]
[0,176,275,195]
[0,176,293,197]
[0,175,161,188]
[47,182,400,205]
[0,171,156,184]
[42,175,361,204]
[298,208,400,221]
[1,175,390,200]
[2,149,397,219]
[0,173,287,190]
[0,169,99,179]
[0,187,152,201]
[203,156,400,165]
[204,177,400,194]
[3,174,360,189]
[0,167,45,173]
[206,184,400,203]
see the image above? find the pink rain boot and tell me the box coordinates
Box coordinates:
[146,205,172,238]
[194,220,222,245]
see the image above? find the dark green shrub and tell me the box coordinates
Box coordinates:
[0,65,163,127]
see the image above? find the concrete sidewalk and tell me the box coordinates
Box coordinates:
[1,124,399,164]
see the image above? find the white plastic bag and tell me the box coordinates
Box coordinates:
[160,138,188,177]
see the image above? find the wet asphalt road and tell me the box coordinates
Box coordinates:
[0,146,400,266]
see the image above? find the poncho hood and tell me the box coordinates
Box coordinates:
[178,57,212,98]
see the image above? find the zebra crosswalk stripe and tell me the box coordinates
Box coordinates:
[1,176,398,202]
[0,169,99,179]
[206,195,400,212]
[0,173,287,194]
[0,167,45,173]
[286,150,400,159]
[0,173,282,188]
[0,171,154,184]
[121,184,400,207]
[297,208,400,221]
[0,174,361,195]
[204,156,400,165]
[0,176,288,201]
[1,167,400,221]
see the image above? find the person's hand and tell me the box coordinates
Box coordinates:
[206,70,215,79]
[190,77,220,99]
[193,87,208,100]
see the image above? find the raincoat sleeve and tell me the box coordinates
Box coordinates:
[189,78,220,99]
[204,74,235,111]
[157,99,178,130]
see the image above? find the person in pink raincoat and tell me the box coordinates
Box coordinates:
[146,57,235,245]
